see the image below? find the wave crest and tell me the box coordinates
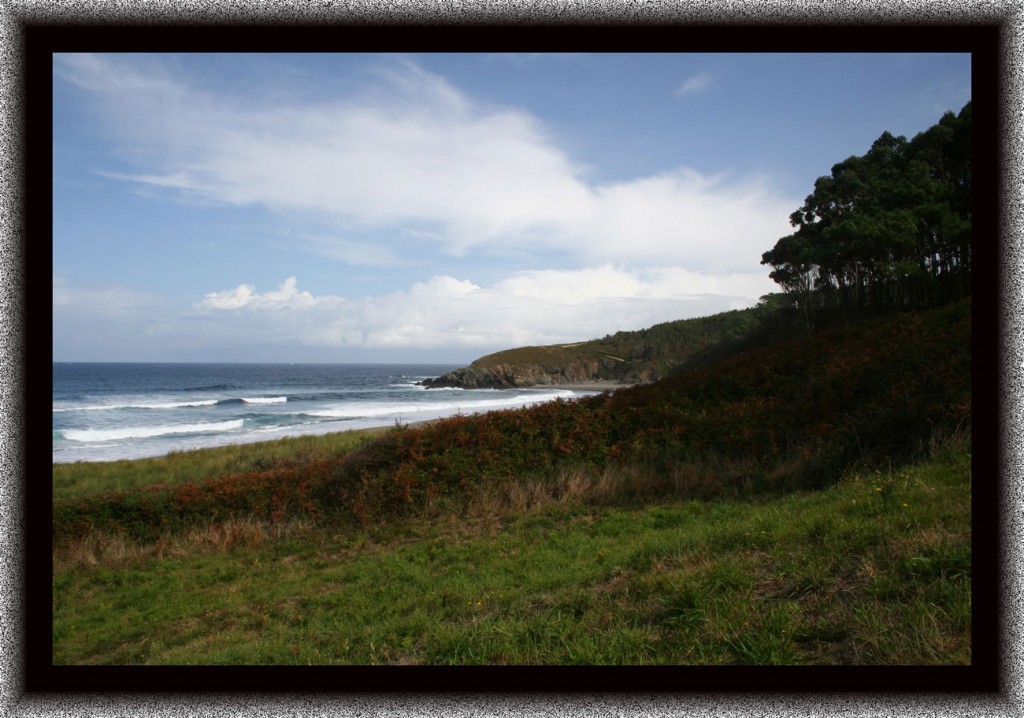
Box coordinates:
[61,419,244,443]
[54,399,219,412]
[298,390,574,419]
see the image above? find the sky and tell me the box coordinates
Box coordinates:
[52,52,972,364]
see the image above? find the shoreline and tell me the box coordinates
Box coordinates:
[52,383,636,467]
[452,379,638,393]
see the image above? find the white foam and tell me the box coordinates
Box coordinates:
[400,383,466,392]
[298,390,574,419]
[61,419,244,443]
[53,399,219,412]
[241,396,288,404]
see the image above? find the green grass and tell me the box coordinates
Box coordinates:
[53,438,970,665]
[51,303,972,665]
[53,425,390,499]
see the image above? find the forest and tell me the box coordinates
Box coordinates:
[761,102,971,329]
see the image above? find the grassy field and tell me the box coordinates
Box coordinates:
[52,431,970,665]
[51,302,972,665]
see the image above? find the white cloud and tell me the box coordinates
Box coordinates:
[196,269,773,352]
[409,275,481,298]
[332,266,772,351]
[56,54,793,273]
[55,268,776,361]
[584,170,792,271]
[494,265,771,304]
[200,276,342,311]
[201,283,255,310]
[677,72,713,96]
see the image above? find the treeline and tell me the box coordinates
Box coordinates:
[761,103,971,329]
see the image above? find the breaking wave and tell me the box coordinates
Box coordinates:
[61,419,244,443]
[298,390,574,419]
[53,399,219,412]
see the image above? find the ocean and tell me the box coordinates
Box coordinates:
[52,363,588,464]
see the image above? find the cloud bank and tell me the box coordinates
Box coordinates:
[194,268,773,354]
[56,54,793,272]
[55,267,776,361]
[54,54,794,361]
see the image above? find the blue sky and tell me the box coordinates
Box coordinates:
[53,52,971,363]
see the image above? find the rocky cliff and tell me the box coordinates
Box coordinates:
[421,350,658,389]
[422,359,614,389]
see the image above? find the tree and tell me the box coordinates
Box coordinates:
[761,103,971,326]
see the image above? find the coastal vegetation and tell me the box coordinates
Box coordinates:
[52,300,972,665]
[420,302,781,388]
[53,437,970,665]
[53,300,970,552]
[52,104,973,665]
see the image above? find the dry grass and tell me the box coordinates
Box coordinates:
[53,440,972,666]
[53,516,316,572]
[54,461,731,572]
[54,428,969,574]
[460,459,746,520]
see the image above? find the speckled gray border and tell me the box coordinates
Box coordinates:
[1,1,1020,716]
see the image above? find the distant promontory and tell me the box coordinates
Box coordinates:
[421,350,635,390]
[421,304,782,390]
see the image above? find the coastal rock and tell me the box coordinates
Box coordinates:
[421,357,621,390]
[421,364,546,389]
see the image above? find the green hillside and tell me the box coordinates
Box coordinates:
[421,300,786,388]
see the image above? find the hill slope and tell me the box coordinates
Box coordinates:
[54,300,971,545]
[54,440,971,666]
[421,303,780,389]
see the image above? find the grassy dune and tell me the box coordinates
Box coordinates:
[52,301,972,665]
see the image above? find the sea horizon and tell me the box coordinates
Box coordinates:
[52,360,471,366]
